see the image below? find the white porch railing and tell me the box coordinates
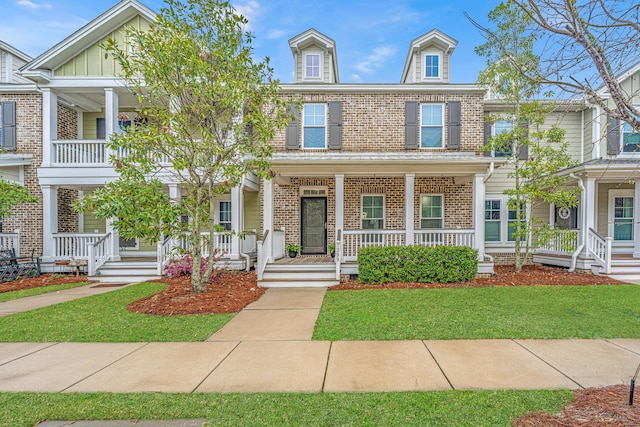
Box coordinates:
[0,231,20,254]
[257,230,270,280]
[52,140,107,165]
[341,229,475,262]
[335,229,342,280]
[587,228,612,274]
[87,232,113,276]
[536,229,580,255]
[241,231,257,254]
[273,230,285,259]
[52,233,105,260]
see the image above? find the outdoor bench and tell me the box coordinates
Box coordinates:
[0,248,41,282]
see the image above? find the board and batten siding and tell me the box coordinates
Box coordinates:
[82,111,104,140]
[243,191,260,232]
[83,211,106,234]
[54,16,151,77]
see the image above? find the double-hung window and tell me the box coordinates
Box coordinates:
[420,104,444,148]
[424,54,440,79]
[484,200,501,242]
[507,202,526,242]
[613,196,634,240]
[420,195,443,229]
[219,201,232,231]
[362,195,384,244]
[622,116,640,153]
[305,53,321,79]
[493,120,513,157]
[303,104,326,149]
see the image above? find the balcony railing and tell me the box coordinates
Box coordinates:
[51,140,172,166]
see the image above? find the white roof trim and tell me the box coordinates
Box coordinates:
[0,41,32,63]
[0,154,33,167]
[288,28,339,84]
[401,29,458,84]
[280,83,484,93]
[596,61,640,96]
[20,0,156,82]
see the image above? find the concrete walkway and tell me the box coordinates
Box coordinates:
[0,287,639,393]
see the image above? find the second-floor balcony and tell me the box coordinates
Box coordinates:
[49,139,172,167]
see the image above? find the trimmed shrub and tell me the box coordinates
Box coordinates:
[357,245,478,284]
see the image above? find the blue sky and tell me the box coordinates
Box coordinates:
[0,0,497,84]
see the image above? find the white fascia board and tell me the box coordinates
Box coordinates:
[0,41,32,63]
[0,154,33,166]
[0,83,39,93]
[280,83,484,93]
[42,77,130,89]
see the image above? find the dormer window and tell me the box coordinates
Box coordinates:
[424,54,439,78]
[304,53,322,80]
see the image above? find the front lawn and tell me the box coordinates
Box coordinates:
[314,285,640,340]
[0,281,89,303]
[0,390,571,427]
[0,282,232,342]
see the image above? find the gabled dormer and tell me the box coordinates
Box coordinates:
[289,29,339,84]
[0,41,32,84]
[401,29,457,84]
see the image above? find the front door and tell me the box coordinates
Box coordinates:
[301,197,327,254]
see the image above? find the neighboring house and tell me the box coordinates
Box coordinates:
[0,40,39,256]
[4,0,640,283]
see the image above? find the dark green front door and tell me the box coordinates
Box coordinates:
[301,197,327,254]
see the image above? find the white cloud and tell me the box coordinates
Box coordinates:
[354,45,398,74]
[234,0,260,29]
[266,29,285,40]
[17,0,51,10]
[351,73,362,82]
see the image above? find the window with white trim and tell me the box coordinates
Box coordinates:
[484,200,501,242]
[613,196,633,240]
[304,53,321,79]
[420,195,443,228]
[362,195,384,230]
[424,54,440,79]
[493,120,513,157]
[622,114,640,153]
[303,103,326,149]
[507,202,526,242]
[420,104,444,148]
[219,201,232,231]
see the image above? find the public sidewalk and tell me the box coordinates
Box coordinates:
[0,287,639,393]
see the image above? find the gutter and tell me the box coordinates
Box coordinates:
[568,173,586,272]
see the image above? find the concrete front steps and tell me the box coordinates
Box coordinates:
[592,257,640,279]
[90,260,161,283]
[259,263,339,287]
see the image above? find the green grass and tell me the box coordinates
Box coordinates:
[0,390,571,427]
[314,285,640,340]
[0,281,89,303]
[0,282,232,342]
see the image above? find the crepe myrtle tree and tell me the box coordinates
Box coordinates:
[0,179,38,223]
[78,0,291,293]
[476,1,580,272]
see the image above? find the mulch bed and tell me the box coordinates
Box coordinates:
[0,273,89,293]
[128,271,265,315]
[514,385,640,426]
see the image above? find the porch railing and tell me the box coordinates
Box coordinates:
[341,229,475,262]
[273,230,285,259]
[0,231,20,254]
[335,229,342,280]
[87,232,113,276]
[52,140,107,165]
[536,229,580,255]
[52,233,105,260]
[241,231,257,254]
[587,228,612,274]
[257,230,270,280]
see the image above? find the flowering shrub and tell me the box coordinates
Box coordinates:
[164,250,224,282]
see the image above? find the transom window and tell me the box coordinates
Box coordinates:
[420,195,443,229]
[424,54,439,78]
[303,104,326,149]
[219,201,231,231]
[305,53,321,79]
[493,120,514,157]
[622,116,640,153]
[362,195,384,230]
[420,104,444,148]
[484,200,501,242]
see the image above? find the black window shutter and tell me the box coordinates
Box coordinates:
[483,121,492,157]
[446,101,461,150]
[1,102,16,151]
[328,101,343,150]
[285,106,300,150]
[518,121,529,160]
[607,115,620,155]
[405,101,419,149]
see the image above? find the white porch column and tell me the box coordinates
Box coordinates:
[41,185,58,262]
[584,177,596,235]
[106,218,121,261]
[405,174,415,245]
[263,177,274,238]
[104,88,119,160]
[335,174,344,239]
[42,88,57,166]
[473,174,485,261]
[231,186,244,260]
[634,180,640,258]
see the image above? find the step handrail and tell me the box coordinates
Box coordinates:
[87,232,112,276]
[587,228,612,274]
[256,229,270,281]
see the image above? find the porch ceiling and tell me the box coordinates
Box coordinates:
[269,152,500,176]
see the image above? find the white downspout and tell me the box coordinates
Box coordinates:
[483,162,495,262]
[569,173,586,272]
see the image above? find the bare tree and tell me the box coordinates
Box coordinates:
[470,1,640,131]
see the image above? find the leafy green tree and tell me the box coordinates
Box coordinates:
[79,0,290,292]
[475,1,580,272]
[0,179,38,221]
